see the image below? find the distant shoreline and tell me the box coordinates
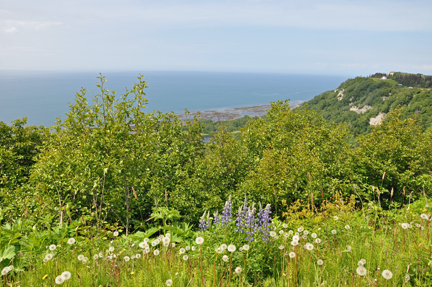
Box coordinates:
[177,101,304,121]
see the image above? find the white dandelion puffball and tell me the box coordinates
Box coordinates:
[242,244,250,251]
[345,225,350,230]
[192,246,196,251]
[144,238,149,243]
[78,254,85,261]
[180,248,186,254]
[333,216,339,220]
[220,244,227,250]
[67,238,75,245]
[163,237,170,245]
[183,254,189,261]
[93,254,99,260]
[303,230,309,235]
[61,271,72,280]
[404,274,410,281]
[239,247,243,251]
[298,226,304,232]
[49,244,57,251]
[358,261,364,266]
[356,266,367,276]
[215,247,223,253]
[171,243,176,248]
[279,230,284,235]
[306,243,314,251]
[295,232,299,236]
[382,270,393,280]
[278,245,285,250]
[311,233,317,239]
[282,223,288,228]
[166,279,173,286]
[43,258,48,263]
[346,245,352,251]
[124,256,130,262]
[45,254,53,260]
[288,230,293,235]
[113,231,119,237]
[166,233,171,238]
[159,235,165,239]
[291,241,298,246]
[195,237,204,245]
[139,242,147,249]
[421,214,429,220]
[360,259,366,265]
[289,252,296,258]
[317,259,323,265]
[292,235,300,242]
[109,246,115,252]
[269,231,277,237]
[401,223,409,229]
[222,255,229,262]
[144,247,150,254]
[284,233,289,238]
[151,240,158,247]
[55,275,64,284]
[235,267,242,274]
[408,224,412,228]
[136,254,141,259]
[99,252,104,258]
[154,250,160,256]
[302,234,307,240]
[1,268,8,275]
[331,230,337,235]
[228,244,236,252]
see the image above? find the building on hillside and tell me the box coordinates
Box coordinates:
[388,72,395,76]
[381,76,387,80]
[398,84,403,87]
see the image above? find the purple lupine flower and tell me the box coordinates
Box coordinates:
[221,196,233,227]
[213,211,219,225]
[245,202,257,242]
[198,211,209,232]
[259,203,272,242]
[236,196,249,233]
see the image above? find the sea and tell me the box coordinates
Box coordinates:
[0,71,347,127]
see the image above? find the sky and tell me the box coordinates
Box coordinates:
[1,0,432,76]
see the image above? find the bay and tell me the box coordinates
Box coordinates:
[0,71,347,127]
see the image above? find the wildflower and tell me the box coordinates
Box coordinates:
[288,252,296,258]
[195,237,204,245]
[346,245,352,251]
[61,271,71,280]
[279,230,284,235]
[221,196,233,227]
[131,255,136,259]
[171,243,176,248]
[136,254,141,259]
[166,233,171,238]
[77,255,85,261]
[215,247,223,253]
[284,233,289,238]
[192,246,196,251]
[67,238,75,245]
[258,203,272,242]
[55,275,64,284]
[239,247,243,251]
[291,241,298,246]
[42,274,49,279]
[228,244,236,252]
[360,259,366,265]
[288,230,293,235]
[162,237,170,247]
[43,258,48,263]
[269,231,277,237]
[303,230,309,235]
[382,270,393,280]
[242,244,250,251]
[305,243,314,251]
[154,250,160,256]
[331,230,337,235]
[334,216,338,220]
[185,246,191,251]
[144,238,149,243]
[99,252,104,258]
[408,224,413,229]
[93,254,98,260]
[113,231,119,237]
[404,274,410,281]
[124,256,130,262]
[179,248,186,254]
[183,255,188,261]
[143,247,150,254]
[302,234,307,240]
[166,279,173,286]
[1,268,8,276]
[282,223,288,228]
[401,223,409,229]
[235,267,242,274]
[345,225,350,230]
[358,261,363,266]
[356,266,367,276]
[45,254,53,261]
[421,214,429,220]
[139,242,148,249]
[130,272,134,275]
[109,246,115,252]
[151,240,158,247]
[317,259,323,265]
[279,245,285,250]
[220,244,227,250]
[311,233,317,239]
[222,255,229,262]
[298,226,304,232]
[199,211,209,232]
[49,244,57,251]
[292,235,300,241]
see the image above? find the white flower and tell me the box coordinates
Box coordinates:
[166,233,171,238]
[282,223,288,228]
[163,237,170,245]
[215,247,223,253]
[288,230,293,235]
[295,232,299,236]
[311,233,317,239]
[61,271,72,280]
[180,248,186,254]
[302,234,307,240]
[408,224,413,229]
[151,241,158,247]
[113,231,119,237]
[239,247,243,251]
[235,267,242,274]
[345,225,350,230]
[317,259,323,265]
[144,238,149,243]
[269,231,277,237]
[220,244,227,250]
[109,246,115,252]
[195,237,204,245]
[346,245,352,251]
[183,255,189,261]
[292,235,300,242]
[139,242,147,249]
[358,261,363,266]
[124,256,130,262]
[136,254,141,259]
[78,255,85,261]
[67,238,75,245]
[55,275,64,284]
[284,233,289,238]
[166,279,173,286]
[154,250,160,256]
[45,254,53,261]
[99,252,104,258]
[228,244,236,252]
[43,258,48,263]
[333,216,339,220]
[222,255,229,262]
[382,270,393,280]
[242,244,250,251]
[144,247,150,254]
[298,226,304,232]
[303,230,309,235]
[93,254,99,260]
[191,246,196,251]
[306,243,314,251]
[171,243,176,248]
[331,230,337,235]
[185,246,191,251]
[356,266,367,276]
[288,252,296,258]
[279,230,284,235]
[360,259,366,265]
[401,223,409,229]
[291,241,298,246]
[49,244,57,251]
[1,268,9,275]
[278,245,284,250]
[421,214,429,220]
[404,274,410,281]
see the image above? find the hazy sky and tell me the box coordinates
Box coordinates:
[1,0,432,76]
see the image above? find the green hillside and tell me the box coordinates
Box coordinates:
[302,73,432,135]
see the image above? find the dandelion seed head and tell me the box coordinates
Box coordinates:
[191,246,196,251]
[269,231,277,237]
[222,255,229,262]
[235,267,242,274]
[93,254,98,260]
[345,225,350,230]
[282,223,288,228]
[288,252,296,258]
[195,237,204,245]
[311,233,317,238]
[55,275,64,284]
[183,255,189,261]
[382,270,393,280]
[220,244,227,250]
[333,216,339,220]
[49,244,57,251]
[136,254,141,259]
[113,231,119,237]
[77,255,85,261]
[228,244,236,252]
[67,238,75,245]
[61,271,71,280]
[154,250,160,256]
[421,214,429,220]
[180,248,186,254]
[298,226,304,232]
[185,246,190,251]
[166,279,173,286]
[331,230,337,235]
[356,266,367,276]
[401,223,409,229]
[109,246,115,252]
[242,244,250,251]
[317,259,323,265]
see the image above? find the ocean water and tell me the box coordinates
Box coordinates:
[0,71,347,127]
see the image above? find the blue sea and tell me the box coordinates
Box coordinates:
[0,71,347,127]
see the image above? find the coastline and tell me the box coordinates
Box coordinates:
[177,101,304,121]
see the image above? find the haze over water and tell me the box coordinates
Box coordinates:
[0,71,347,127]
